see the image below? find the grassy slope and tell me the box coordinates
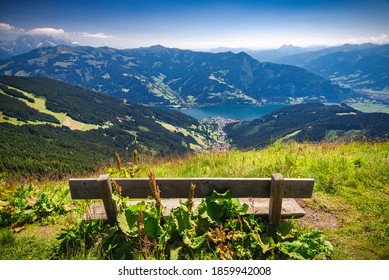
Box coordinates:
[0,85,100,131]
[347,102,389,114]
[1,141,388,259]
[140,141,389,259]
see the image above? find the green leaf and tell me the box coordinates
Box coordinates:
[276,221,294,240]
[229,199,249,216]
[259,235,276,254]
[171,204,195,233]
[207,190,231,201]
[189,233,208,249]
[144,215,163,238]
[169,242,183,260]
[117,211,137,236]
[278,241,308,260]
[182,232,192,246]
[117,202,146,236]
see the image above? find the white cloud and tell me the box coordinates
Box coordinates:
[367,34,389,43]
[0,23,24,33]
[346,33,389,44]
[0,24,66,37]
[78,32,113,39]
[27,27,66,36]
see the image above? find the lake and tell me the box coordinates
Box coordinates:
[178,104,286,121]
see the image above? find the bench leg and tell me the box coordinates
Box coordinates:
[269,173,284,227]
[98,174,118,225]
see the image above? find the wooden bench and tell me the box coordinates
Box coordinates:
[69,173,314,227]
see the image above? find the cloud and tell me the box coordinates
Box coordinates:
[0,23,24,33]
[0,24,66,37]
[367,34,389,43]
[78,32,114,39]
[26,27,66,36]
[347,33,389,44]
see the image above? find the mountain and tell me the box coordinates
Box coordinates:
[247,45,326,62]
[209,45,326,62]
[0,44,357,107]
[0,76,213,176]
[274,43,377,66]
[225,103,389,148]
[299,45,389,100]
[208,47,252,53]
[274,44,389,101]
[0,34,75,60]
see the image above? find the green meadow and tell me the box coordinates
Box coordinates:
[0,141,388,259]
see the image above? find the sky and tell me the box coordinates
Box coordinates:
[1,0,389,50]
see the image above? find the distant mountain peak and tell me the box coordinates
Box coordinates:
[0,34,75,60]
[279,44,296,49]
[149,44,167,49]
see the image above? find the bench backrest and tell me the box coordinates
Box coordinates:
[68,173,314,227]
[69,177,314,199]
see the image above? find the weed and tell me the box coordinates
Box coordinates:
[55,219,131,260]
[0,183,70,229]
[107,151,141,178]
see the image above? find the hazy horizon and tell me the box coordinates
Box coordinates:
[1,0,389,51]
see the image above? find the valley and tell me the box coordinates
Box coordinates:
[1,0,389,265]
[0,39,388,263]
[1,75,388,179]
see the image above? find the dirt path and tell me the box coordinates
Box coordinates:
[297,200,339,230]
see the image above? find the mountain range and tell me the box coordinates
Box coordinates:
[0,44,358,107]
[273,43,377,65]
[209,45,325,62]
[274,44,389,101]
[210,43,389,103]
[0,34,75,60]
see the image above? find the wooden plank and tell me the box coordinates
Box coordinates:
[269,173,284,227]
[97,175,117,225]
[69,178,102,199]
[284,178,314,198]
[69,177,314,199]
[120,178,270,198]
[84,198,306,221]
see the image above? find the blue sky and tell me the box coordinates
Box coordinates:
[1,0,389,50]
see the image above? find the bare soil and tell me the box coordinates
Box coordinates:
[297,200,339,231]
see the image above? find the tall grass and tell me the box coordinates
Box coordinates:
[140,141,389,259]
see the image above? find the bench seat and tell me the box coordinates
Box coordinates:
[83,198,306,220]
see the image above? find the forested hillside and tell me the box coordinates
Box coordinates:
[0,76,213,177]
[225,103,389,148]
